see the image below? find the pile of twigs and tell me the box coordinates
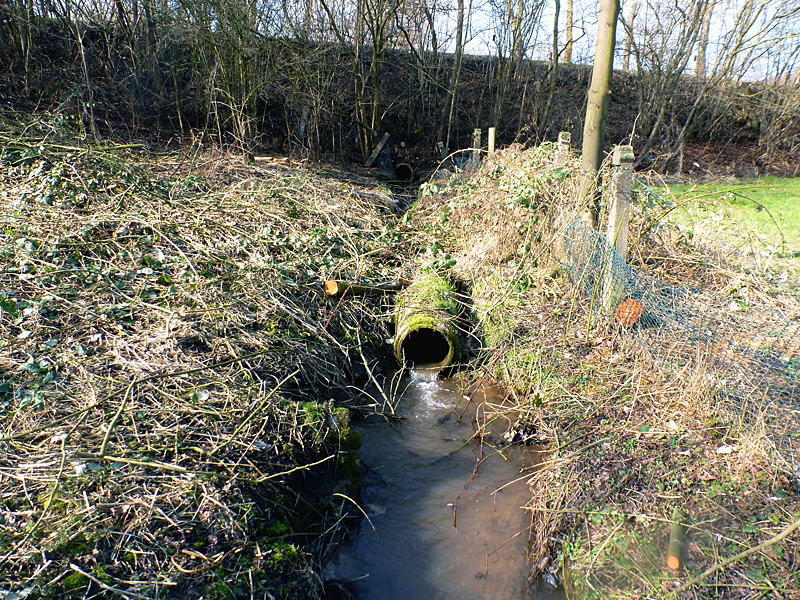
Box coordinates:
[0,116,409,597]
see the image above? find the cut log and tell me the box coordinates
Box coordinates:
[324,279,410,298]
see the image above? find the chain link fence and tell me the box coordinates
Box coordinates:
[560,217,800,477]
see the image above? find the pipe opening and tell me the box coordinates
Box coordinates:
[400,328,451,366]
[394,163,414,182]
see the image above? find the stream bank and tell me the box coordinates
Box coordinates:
[0,116,416,599]
[2,113,798,599]
[404,143,800,598]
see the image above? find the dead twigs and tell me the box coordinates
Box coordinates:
[0,124,410,596]
[671,517,800,595]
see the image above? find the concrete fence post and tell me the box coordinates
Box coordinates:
[602,144,635,312]
[607,145,634,259]
[471,128,482,166]
[557,131,571,162]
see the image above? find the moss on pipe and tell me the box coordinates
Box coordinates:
[394,271,460,368]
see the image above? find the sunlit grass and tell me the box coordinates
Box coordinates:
[665,176,800,259]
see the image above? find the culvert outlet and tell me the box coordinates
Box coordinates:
[394,163,414,182]
[394,272,460,368]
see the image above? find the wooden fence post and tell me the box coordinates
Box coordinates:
[488,127,496,154]
[366,132,391,168]
[602,144,635,312]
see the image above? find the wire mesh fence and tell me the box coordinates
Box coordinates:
[560,217,800,477]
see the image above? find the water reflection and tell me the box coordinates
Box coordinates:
[325,372,560,600]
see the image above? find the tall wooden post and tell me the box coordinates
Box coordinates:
[602,144,634,311]
[488,127,496,154]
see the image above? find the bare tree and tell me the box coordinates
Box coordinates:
[440,0,465,150]
[622,0,640,71]
[564,0,573,63]
[695,0,714,76]
[538,0,560,135]
[622,0,709,169]
[579,0,620,228]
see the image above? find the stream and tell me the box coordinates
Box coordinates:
[325,370,562,599]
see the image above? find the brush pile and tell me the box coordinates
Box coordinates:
[0,114,410,598]
[410,142,800,598]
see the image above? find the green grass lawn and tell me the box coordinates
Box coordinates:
[668,177,800,264]
[648,176,800,297]
[664,176,800,257]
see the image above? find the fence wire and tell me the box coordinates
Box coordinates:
[560,218,800,477]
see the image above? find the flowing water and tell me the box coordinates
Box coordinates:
[325,371,561,599]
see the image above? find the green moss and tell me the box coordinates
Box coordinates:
[394,271,461,366]
[332,408,361,482]
[299,401,326,445]
[400,270,459,314]
[266,522,291,537]
[294,404,362,491]
[61,572,88,592]
[36,490,76,514]
[268,542,300,566]
[338,432,361,478]
[332,407,350,430]
[92,567,113,585]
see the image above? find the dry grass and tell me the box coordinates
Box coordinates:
[3,114,798,599]
[411,142,800,599]
[0,115,414,598]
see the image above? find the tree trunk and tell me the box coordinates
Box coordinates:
[622,0,639,71]
[303,0,314,36]
[20,0,33,88]
[695,0,714,77]
[440,0,464,149]
[355,0,370,158]
[564,0,573,64]
[539,0,560,136]
[579,0,619,228]
[512,0,524,63]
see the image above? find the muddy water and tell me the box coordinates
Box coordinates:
[326,371,559,599]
